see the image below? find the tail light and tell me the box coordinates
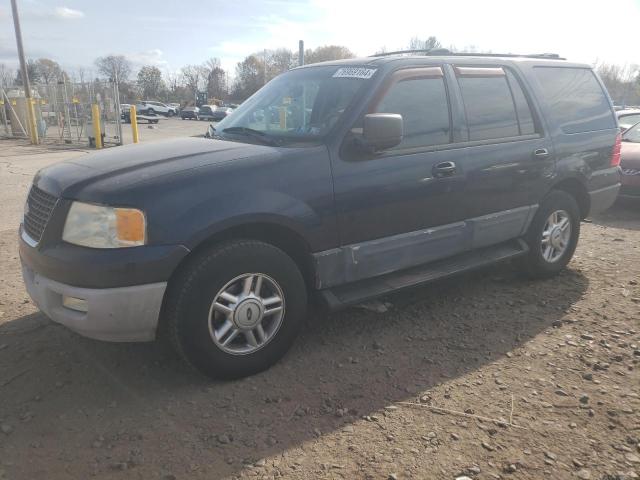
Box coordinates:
[611,133,622,167]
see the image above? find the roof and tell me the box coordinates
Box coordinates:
[294,53,589,70]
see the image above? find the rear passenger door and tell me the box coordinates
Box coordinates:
[452,65,554,247]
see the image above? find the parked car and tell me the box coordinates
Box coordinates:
[20,52,620,380]
[620,121,640,198]
[617,109,640,131]
[167,103,181,114]
[180,106,199,120]
[210,107,233,121]
[138,101,177,117]
[198,105,217,121]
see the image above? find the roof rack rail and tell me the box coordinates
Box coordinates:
[370,48,453,57]
[370,49,565,60]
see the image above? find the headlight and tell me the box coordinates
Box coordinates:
[62,201,146,248]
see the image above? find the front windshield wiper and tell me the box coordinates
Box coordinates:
[221,127,281,146]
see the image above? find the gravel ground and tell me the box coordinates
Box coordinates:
[0,141,638,480]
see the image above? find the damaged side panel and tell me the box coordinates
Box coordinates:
[314,205,536,289]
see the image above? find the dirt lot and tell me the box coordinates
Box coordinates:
[0,140,639,480]
[118,116,212,144]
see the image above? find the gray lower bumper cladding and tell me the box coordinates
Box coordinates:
[21,263,166,342]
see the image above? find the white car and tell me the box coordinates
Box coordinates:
[137,101,177,117]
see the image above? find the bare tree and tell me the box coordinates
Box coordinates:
[595,62,640,105]
[266,49,295,80]
[181,64,207,96]
[0,63,12,87]
[408,36,442,52]
[232,55,264,100]
[15,59,40,86]
[137,65,165,99]
[201,58,228,100]
[94,55,132,83]
[304,45,354,65]
[35,58,63,85]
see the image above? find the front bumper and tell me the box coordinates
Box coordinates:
[22,262,166,342]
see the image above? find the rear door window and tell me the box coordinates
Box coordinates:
[455,67,521,141]
[374,68,451,149]
[534,67,615,134]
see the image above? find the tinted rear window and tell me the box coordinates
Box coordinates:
[534,67,615,134]
[457,75,519,141]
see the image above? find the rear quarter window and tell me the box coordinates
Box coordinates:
[534,67,615,134]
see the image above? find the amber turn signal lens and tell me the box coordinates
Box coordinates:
[115,208,146,245]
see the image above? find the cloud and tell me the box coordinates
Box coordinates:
[126,49,168,68]
[54,6,84,19]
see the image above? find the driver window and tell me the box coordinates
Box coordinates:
[375,76,451,149]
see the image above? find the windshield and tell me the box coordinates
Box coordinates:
[623,122,640,143]
[215,65,375,143]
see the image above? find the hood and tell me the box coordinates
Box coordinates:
[34,137,277,197]
[621,142,640,169]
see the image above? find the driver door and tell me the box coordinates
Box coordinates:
[330,66,469,283]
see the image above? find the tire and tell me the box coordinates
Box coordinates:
[147,108,155,115]
[519,190,580,279]
[162,240,307,379]
[168,111,174,117]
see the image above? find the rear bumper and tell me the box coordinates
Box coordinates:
[22,262,165,342]
[588,183,620,215]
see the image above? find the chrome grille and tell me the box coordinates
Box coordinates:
[622,168,640,176]
[23,185,57,243]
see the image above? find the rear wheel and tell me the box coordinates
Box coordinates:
[162,240,307,379]
[519,190,580,279]
[147,108,155,115]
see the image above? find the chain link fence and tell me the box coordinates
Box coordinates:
[0,79,122,148]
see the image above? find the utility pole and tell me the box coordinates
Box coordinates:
[10,0,38,144]
[263,49,267,86]
[299,40,304,66]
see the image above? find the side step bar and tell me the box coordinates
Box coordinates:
[318,239,529,311]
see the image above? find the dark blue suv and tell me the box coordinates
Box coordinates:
[20,52,621,379]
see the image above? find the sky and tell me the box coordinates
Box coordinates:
[1,0,639,80]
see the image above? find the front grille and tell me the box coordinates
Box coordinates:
[23,185,57,243]
[622,168,640,176]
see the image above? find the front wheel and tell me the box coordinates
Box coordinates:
[519,190,580,279]
[168,111,174,117]
[162,240,307,379]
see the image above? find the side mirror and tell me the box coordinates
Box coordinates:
[361,113,403,151]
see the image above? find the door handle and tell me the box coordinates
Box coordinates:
[433,161,457,178]
[533,148,550,159]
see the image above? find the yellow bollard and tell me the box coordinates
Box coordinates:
[91,104,102,149]
[130,105,139,144]
[26,97,39,144]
